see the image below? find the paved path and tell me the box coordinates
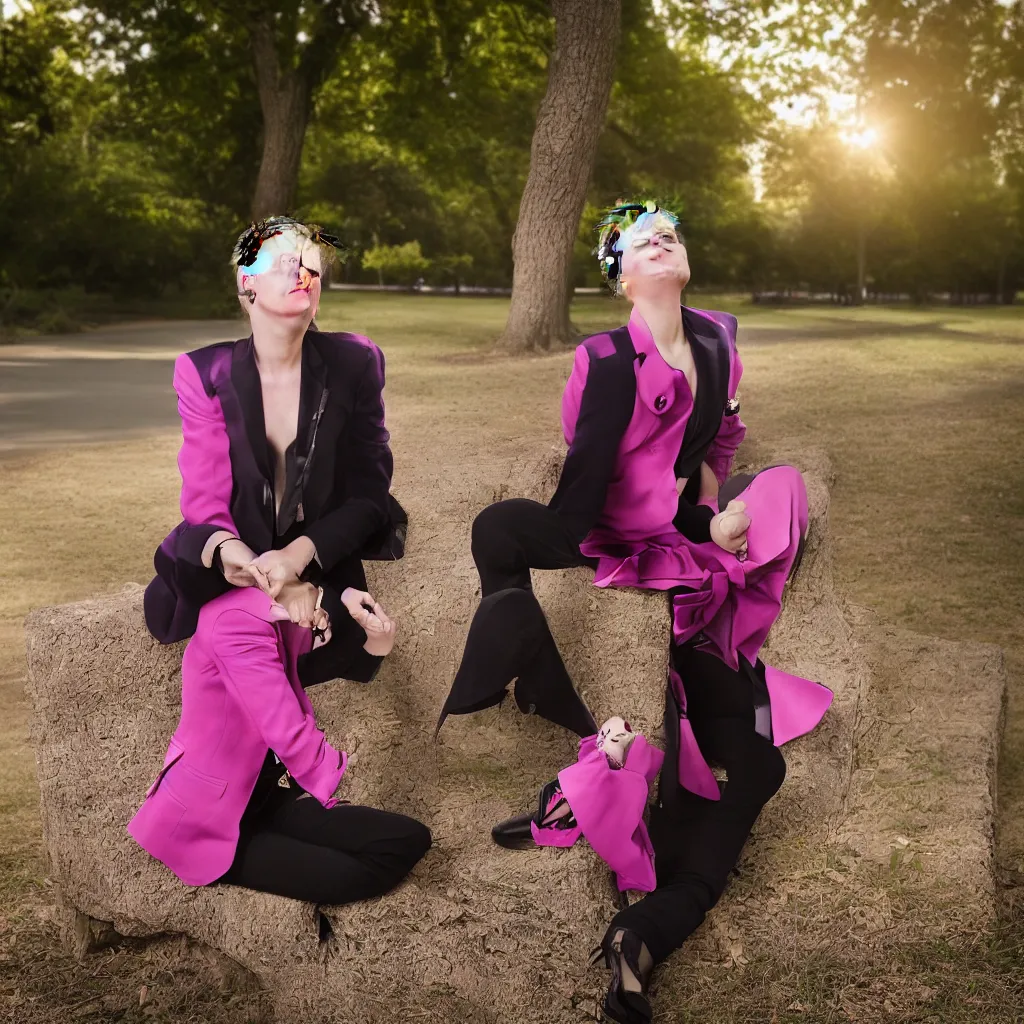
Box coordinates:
[0,321,243,455]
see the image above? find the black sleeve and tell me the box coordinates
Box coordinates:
[547,349,635,543]
[145,521,234,644]
[673,498,714,543]
[166,522,233,607]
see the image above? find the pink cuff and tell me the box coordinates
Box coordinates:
[531,819,583,848]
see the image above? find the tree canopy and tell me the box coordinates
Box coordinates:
[1,0,1020,322]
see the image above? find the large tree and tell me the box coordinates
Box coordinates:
[86,0,373,218]
[248,1,371,217]
[496,0,622,353]
[497,0,865,351]
[301,1,552,286]
[587,0,767,291]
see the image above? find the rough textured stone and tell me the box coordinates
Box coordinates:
[23,445,1005,1022]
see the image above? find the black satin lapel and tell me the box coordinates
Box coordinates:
[659,678,682,810]
[684,305,727,419]
[277,332,329,534]
[232,337,272,482]
[675,308,731,479]
[297,331,329,459]
[743,657,775,742]
[676,312,716,469]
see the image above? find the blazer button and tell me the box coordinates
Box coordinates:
[655,395,667,411]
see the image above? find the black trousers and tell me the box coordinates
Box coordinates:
[438,499,598,736]
[219,772,432,905]
[471,497,596,596]
[460,497,788,968]
[609,643,786,965]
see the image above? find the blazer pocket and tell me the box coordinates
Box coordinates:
[144,739,185,798]
[133,786,187,842]
[165,762,229,805]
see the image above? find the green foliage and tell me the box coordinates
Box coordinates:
[361,241,430,284]
[1,0,1021,330]
[81,2,261,219]
[299,2,551,286]
[758,0,1024,300]
[577,0,771,290]
[0,1,236,313]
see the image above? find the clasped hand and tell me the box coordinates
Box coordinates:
[676,464,749,560]
[247,538,315,598]
[216,537,312,594]
[710,499,750,560]
[218,537,396,654]
[271,581,332,644]
[341,587,397,656]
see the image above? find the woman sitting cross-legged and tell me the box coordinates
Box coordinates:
[130,217,429,902]
[130,580,429,903]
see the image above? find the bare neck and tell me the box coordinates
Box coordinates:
[631,292,686,352]
[250,317,307,378]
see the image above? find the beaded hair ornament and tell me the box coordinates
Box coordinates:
[595,199,682,293]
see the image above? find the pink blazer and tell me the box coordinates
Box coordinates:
[128,588,347,886]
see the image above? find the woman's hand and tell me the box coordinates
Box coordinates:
[363,604,397,657]
[341,588,385,632]
[218,539,261,588]
[248,537,317,599]
[710,499,750,559]
[274,581,323,628]
[341,588,397,657]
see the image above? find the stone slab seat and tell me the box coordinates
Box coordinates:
[23,443,1002,1022]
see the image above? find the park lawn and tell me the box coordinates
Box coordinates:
[0,293,1022,1022]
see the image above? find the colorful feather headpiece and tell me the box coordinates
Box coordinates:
[232,216,344,272]
[595,199,680,289]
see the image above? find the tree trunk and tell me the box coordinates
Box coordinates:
[496,0,622,353]
[250,21,312,220]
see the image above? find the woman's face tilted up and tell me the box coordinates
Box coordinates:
[618,212,691,301]
[239,229,323,325]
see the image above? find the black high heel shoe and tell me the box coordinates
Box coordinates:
[491,778,577,849]
[589,926,652,1024]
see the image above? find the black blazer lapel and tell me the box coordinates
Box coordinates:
[277,331,330,535]
[547,327,636,541]
[674,307,731,481]
[220,338,274,552]
[232,338,273,483]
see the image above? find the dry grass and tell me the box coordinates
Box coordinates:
[1,293,1023,1022]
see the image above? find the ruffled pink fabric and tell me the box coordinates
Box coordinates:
[764,666,835,747]
[551,310,833,880]
[532,735,664,892]
[586,465,809,672]
[667,663,834,800]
